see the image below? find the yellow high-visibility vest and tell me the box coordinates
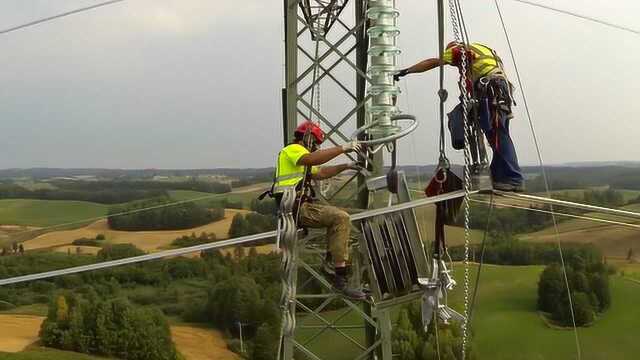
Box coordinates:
[443,43,504,80]
[274,144,318,193]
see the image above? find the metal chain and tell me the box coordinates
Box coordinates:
[447,0,472,359]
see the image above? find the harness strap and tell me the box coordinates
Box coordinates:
[274,172,305,182]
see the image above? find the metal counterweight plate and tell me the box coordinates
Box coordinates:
[379,218,407,294]
[361,220,388,296]
[393,214,419,285]
[370,219,396,295]
[384,217,411,292]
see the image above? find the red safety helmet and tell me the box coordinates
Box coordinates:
[295,121,325,145]
[446,41,476,66]
[446,41,461,50]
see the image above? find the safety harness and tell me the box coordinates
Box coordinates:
[259,130,317,221]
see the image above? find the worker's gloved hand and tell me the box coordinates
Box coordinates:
[342,140,364,154]
[393,68,409,82]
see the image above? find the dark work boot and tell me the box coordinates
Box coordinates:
[333,267,366,300]
[493,181,525,193]
[321,252,335,277]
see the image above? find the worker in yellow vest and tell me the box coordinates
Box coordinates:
[273,121,367,300]
[395,42,524,192]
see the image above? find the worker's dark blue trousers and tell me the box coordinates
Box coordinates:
[476,99,524,185]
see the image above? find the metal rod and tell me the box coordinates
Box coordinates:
[298,44,358,100]
[493,190,640,220]
[299,325,365,329]
[8,190,635,287]
[471,199,640,230]
[0,231,277,286]
[351,190,476,220]
[296,300,367,351]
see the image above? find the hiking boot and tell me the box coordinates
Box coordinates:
[333,274,367,301]
[493,182,525,193]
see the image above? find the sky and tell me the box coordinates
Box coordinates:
[0,0,638,169]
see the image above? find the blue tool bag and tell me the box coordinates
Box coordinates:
[447,103,466,150]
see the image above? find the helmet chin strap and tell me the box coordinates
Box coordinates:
[303,128,315,150]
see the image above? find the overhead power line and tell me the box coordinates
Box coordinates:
[0,0,126,36]
[509,0,640,35]
[0,230,278,286]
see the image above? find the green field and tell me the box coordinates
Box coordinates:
[296,264,640,360]
[454,265,640,360]
[0,347,111,360]
[0,199,108,227]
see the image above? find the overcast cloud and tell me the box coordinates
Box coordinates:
[0,0,638,169]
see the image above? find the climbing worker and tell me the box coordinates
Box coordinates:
[395,41,525,192]
[273,121,367,299]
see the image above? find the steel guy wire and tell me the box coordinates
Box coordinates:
[493,0,581,358]
[5,188,640,287]
[470,198,640,230]
[509,0,640,36]
[0,0,127,36]
[468,193,494,322]
[0,230,277,286]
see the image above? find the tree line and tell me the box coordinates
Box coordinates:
[447,233,603,266]
[108,199,225,231]
[0,179,231,204]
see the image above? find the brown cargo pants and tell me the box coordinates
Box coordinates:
[298,202,350,264]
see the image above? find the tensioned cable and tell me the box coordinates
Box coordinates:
[2,190,473,286]
[0,0,127,36]
[509,0,640,36]
[407,189,640,228]
[468,193,494,322]
[471,198,640,230]
[4,188,639,286]
[0,230,277,286]
[493,1,581,358]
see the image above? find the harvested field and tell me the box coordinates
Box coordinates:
[0,315,44,352]
[171,325,239,360]
[51,245,102,255]
[522,224,640,258]
[24,209,248,253]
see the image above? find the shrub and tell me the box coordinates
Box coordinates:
[97,244,145,261]
[570,292,595,326]
[171,232,217,248]
[41,294,179,360]
[538,256,611,327]
[71,238,102,247]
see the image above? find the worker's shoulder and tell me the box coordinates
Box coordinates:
[282,143,309,155]
[283,143,306,151]
[470,42,494,51]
